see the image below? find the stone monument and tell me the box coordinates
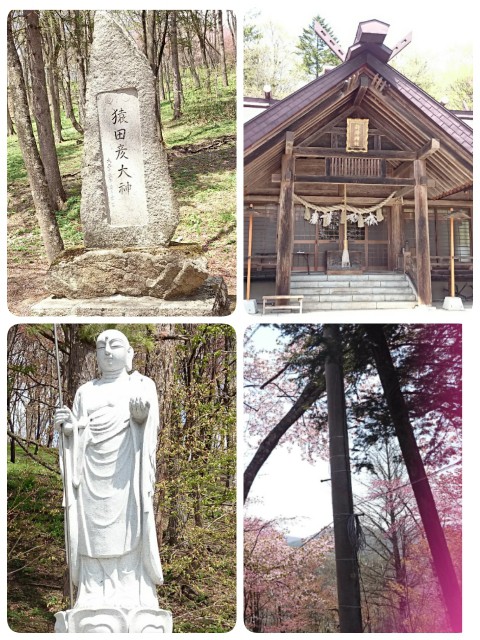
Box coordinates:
[54,329,172,633]
[32,11,228,317]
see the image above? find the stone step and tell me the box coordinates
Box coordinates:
[292,288,414,297]
[291,272,407,283]
[299,292,417,303]
[288,272,417,310]
[303,300,418,311]
[290,281,413,291]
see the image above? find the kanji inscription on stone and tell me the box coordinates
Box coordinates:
[97,89,148,226]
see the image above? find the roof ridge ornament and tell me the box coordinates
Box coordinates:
[314,19,411,64]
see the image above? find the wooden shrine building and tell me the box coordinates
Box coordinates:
[244,20,473,310]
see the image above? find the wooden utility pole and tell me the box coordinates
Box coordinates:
[324,324,363,633]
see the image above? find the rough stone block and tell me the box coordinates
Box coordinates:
[81,11,178,248]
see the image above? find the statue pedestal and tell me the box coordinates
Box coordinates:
[54,607,173,633]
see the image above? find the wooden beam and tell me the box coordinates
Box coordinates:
[314,21,346,61]
[395,185,414,198]
[293,147,417,160]
[244,194,472,207]
[292,175,416,186]
[395,177,435,198]
[417,138,440,160]
[388,31,412,61]
[414,158,432,305]
[353,75,370,106]
[285,131,295,155]
[392,161,412,178]
[300,106,357,146]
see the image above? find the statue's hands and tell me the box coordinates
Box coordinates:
[54,406,75,437]
[130,398,150,425]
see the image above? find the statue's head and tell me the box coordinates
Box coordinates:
[96,329,134,374]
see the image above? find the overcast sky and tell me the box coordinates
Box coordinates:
[245,1,473,69]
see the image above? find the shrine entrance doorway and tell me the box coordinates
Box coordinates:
[292,204,390,274]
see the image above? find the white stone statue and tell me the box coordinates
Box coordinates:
[54,329,172,633]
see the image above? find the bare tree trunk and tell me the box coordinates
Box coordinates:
[158,63,166,100]
[72,10,88,127]
[24,9,66,209]
[7,13,64,263]
[42,15,64,143]
[170,12,183,119]
[227,10,236,61]
[216,10,228,86]
[190,10,211,92]
[365,324,462,633]
[244,378,324,502]
[184,43,201,89]
[7,95,15,135]
[162,59,171,101]
[142,10,168,144]
[57,16,83,135]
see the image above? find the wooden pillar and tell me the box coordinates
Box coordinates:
[275,132,295,300]
[246,212,253,300]
[390,201,402,270]
[449,216,455,297]
[414,159,432,305]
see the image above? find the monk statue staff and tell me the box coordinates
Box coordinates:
[53,324,74,609]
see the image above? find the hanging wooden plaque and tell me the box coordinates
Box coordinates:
[346,118,369,152]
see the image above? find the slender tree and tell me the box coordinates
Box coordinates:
[7,89,16,135]
[364,324,461,632]
[56,13,83,134]
[7,12,64,263]
[41,12,64,143]
[170,11,183,119]
[216,10,228,87]
[142,10,169,142]
[24,9,66,208]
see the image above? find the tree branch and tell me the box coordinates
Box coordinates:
[244,377,325,502]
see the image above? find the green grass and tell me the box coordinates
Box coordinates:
[161,74,236,146]
[56,196,84,247]
[7,135,27,183]
[8,67,237,301]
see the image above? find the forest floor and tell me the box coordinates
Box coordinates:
[7,446,236,633]
[7,112,236,316]
[7,447,69,632]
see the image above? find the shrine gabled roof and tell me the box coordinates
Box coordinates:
[244,47,472,201]
[244,51,472,159]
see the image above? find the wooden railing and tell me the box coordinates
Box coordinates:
[402,251,418,292]
[430,255,473,280]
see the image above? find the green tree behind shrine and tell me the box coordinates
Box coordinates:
[296,16,340,78]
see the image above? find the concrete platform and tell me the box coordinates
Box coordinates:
[31,277,230,317]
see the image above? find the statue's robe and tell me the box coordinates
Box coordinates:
[60,371,162,610]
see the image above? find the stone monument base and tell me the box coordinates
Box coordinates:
[31,277,230,317]
[45,245,210,300]
[54,607,172,633]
